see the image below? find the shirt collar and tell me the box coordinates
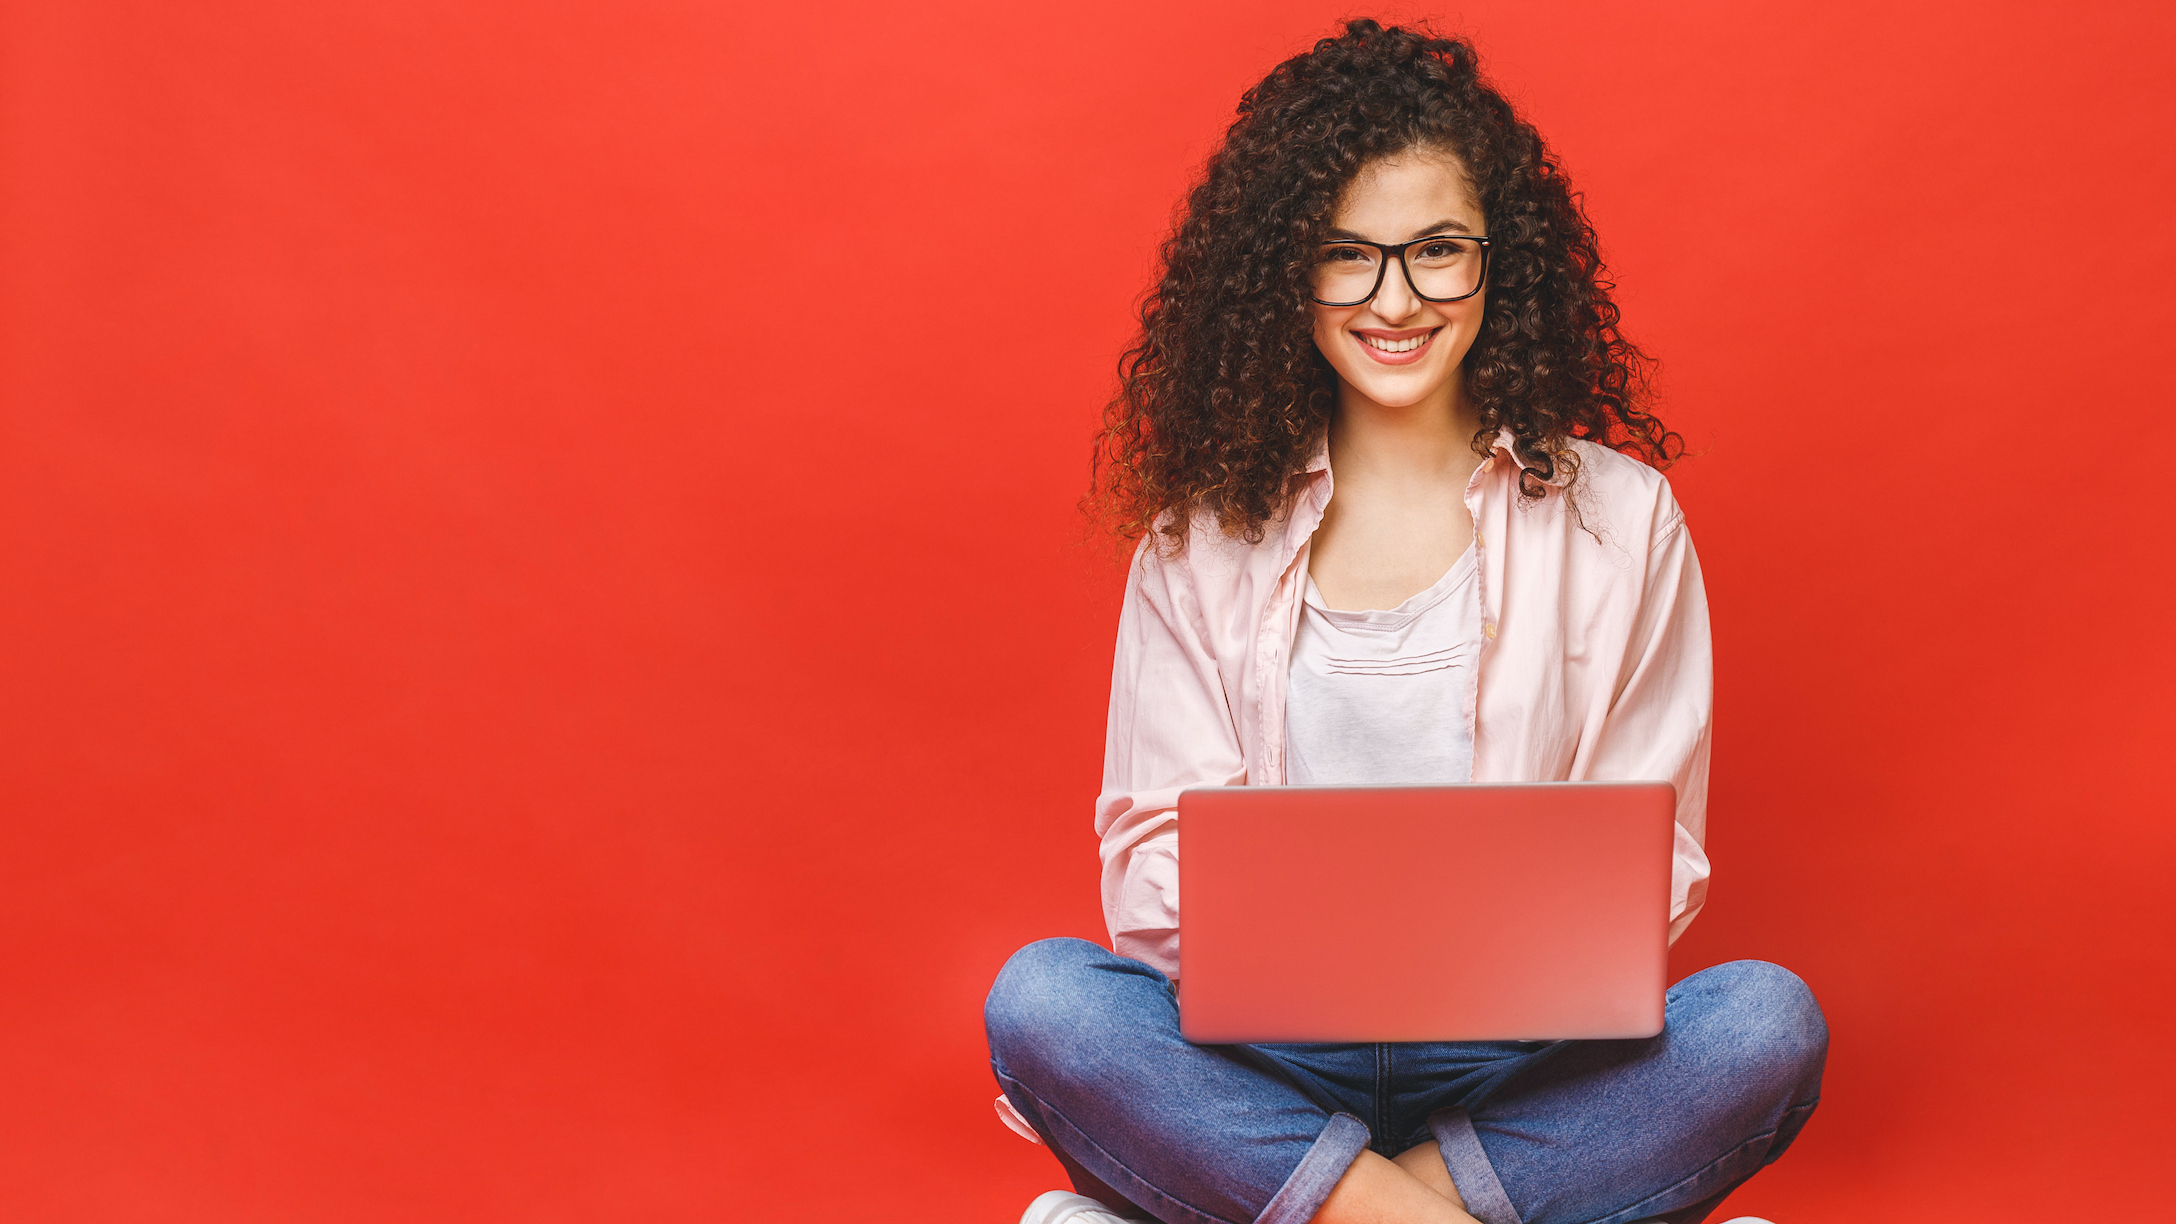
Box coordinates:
[1302,426,1529,477]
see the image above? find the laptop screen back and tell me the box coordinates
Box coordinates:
[1177,782,1674,1043]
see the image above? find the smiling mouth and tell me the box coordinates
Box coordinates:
[1358,328,1438,354]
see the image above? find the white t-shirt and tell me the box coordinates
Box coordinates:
[1284,545,1484,785]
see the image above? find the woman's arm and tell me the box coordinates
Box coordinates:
[1094,536,1249,978]
[1588,498,1715,943]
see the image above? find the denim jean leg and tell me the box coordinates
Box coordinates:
[1045,1137,1152,1220]
[986,938,1375,1224]
[1451,960,1829,1224]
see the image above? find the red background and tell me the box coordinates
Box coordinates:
[3,1,2171,1220]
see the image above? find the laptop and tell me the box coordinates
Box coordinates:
[1176,782,1674,1043]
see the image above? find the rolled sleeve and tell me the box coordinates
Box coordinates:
[1095,537,1247,979]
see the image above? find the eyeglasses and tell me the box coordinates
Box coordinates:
[1309,234,1491,307]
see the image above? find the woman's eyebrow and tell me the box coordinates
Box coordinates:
[1408,218,1477,238]
[1324,219,1481,242]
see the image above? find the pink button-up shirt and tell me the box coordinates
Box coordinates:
[1097,433,1714,978]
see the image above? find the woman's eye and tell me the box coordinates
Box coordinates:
[1323,246,1371,263]
[1416,240,1469,261]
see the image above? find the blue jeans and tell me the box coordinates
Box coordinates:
[985,939,1826,1224]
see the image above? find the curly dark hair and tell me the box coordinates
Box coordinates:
[1089,18,1681,550]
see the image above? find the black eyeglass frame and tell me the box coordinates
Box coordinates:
[1309,234,1493,307]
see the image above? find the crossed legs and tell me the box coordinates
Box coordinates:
[985,939,1826,1224]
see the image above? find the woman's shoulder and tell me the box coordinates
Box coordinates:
[1133,496,1305,595]
[1558,437,1686,533]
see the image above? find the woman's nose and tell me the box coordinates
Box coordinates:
[1372,258,1421,321]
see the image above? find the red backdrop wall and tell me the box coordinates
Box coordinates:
[3,1,2171,1220]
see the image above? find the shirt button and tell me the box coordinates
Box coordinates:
[1484,623,1497,638]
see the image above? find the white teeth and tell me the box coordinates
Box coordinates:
[1361,332,1429,353]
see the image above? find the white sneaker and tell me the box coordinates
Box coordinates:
[1716,1218,1778,1223]
[1018,1189,1141,1224]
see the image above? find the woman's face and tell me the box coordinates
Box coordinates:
[1309,150,1488,414]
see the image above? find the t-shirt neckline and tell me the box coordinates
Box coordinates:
[1303,542,1477,629]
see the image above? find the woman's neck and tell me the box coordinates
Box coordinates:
[1305,379,1485,611]
[1326,381,1485,489]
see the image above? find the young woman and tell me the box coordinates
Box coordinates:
[984,21,1826,1224]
